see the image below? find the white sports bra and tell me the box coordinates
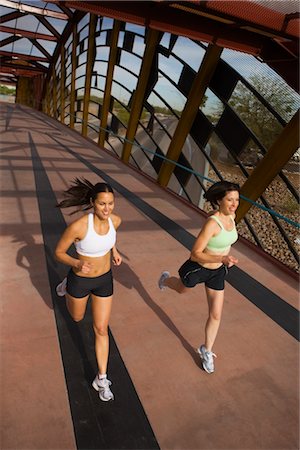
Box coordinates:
[75,213,116,257]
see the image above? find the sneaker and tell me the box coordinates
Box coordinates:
[197,345,217,374]
[158,271,170,290]
[92,376,114,401]
[56,277,67,297]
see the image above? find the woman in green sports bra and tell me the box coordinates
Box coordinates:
[158,181,240,374]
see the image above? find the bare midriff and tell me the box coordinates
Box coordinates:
[72,251,111,277]
[201,247,231,270]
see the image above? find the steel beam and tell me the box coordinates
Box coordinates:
[236,110,300,223]
[52,65,58,118]
[0,50,49,62]
[60,45,65,124]
[98,19,121,147]
[82,14,97,137]
[0,62,47,74]
[157,44,223,187]
[70,24,78,129]
[0,35,21,48]
[1,1,68,20]
[0,11,24,24]
[122,28,161,163]
[0,26,58,41]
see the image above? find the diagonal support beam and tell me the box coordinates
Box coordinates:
[0,11,25,24]
[122,28,161,162]
[0,50,49,62]
[82,14,97,137]
[98,19,121,147]
[0,26,57,41]
[69,23,78,129]
[236,109,300,223]
[158,43,223,187]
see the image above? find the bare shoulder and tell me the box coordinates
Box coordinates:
[195,217,219,240]
[205,216,221,232]
[111,213,122,230]
[66,214,88,235]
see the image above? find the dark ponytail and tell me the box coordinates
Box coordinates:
[204,180,240,207]
[56,177,114,215]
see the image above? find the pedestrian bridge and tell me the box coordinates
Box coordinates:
[1,102,299,450]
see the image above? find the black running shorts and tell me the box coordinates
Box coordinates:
[66,269,113,298]
[178,259,228,291]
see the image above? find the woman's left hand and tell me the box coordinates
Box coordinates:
[112,250,122,266]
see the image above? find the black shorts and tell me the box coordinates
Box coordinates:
[178,259,228,291]
[66,269,113,298]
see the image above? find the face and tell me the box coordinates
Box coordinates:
[218,190,239,215]
[93,192,115,220]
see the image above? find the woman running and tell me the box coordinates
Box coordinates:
[158,181,240,374]
[55,178,122,401]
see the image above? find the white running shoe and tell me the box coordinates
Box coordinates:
[56,277,67,297]
[158,271,170,290]
[198,345,217,374]
[92,376,114,402]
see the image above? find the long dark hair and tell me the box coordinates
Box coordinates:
[204,180,240,208]
[56,177,114,215]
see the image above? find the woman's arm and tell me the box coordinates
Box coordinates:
[54,218,92,272]
[190,219,238,266]
[111,214,122,266]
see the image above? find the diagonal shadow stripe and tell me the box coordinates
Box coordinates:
[49,133,299,342]
[29,132,160,450]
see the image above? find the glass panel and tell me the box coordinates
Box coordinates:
[229,81,284,149]
[133,35,145,56]
[173,37,205,72]
[119,50,141,75]
[201,89,225,125]
[158,54,183,84]
[154,77,185,115]
[113,67,137,93]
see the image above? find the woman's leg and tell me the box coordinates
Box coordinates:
[164,276,189,294]
[65,293,89,322]
[204,287,224,352]
[91,294,113,375]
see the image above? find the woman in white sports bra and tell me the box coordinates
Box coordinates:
[55,178,122,402]
[158,181,240,374]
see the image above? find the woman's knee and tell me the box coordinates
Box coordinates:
[178,284,188,294]
[93,323,109,337]
[209,310,222,322]
[66,300,86,322]
[67,305,85,322]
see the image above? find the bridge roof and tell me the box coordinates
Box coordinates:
[0,0,299,90]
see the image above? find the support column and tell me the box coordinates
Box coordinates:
[60,45,65,124]
[122,28,161,163]
[82,13,97,137]
[70,23,78,129]
[98,19,121,147]
[236,109,299,222]
[46,82,50,115]
[158,44,223,187]
[52,65,57,118]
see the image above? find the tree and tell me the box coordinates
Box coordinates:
[0,85,16,95]
[228,74,299,150]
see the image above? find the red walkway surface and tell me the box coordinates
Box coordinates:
[0,102,299,450]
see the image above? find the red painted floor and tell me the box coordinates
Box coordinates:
[1,102,299,450]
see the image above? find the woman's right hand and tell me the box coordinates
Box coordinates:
[222,255,238,267]
[76,260,93,274]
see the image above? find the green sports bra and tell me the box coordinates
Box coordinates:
[206,215,238,253]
